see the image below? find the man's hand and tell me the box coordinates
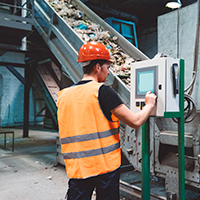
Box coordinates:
[145,91,157,108]
[111,91,157,129]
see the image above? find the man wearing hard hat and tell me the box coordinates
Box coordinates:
[57,41,156,200]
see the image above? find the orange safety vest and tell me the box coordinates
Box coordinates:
[57,81,121,179]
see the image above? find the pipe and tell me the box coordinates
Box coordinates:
[21,0,27,51]
[86,3,139,24]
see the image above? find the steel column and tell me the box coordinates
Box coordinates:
[23,61,38,137]
[178,59,185,200]
[23,66,30,138]
[142,117,150,200]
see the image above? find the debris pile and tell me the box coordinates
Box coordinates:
[47,0,135,87]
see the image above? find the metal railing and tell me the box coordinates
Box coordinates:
[0,0,34,25]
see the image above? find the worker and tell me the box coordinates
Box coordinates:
[57,41,157,200]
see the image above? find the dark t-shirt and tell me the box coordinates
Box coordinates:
[75,80,123,121]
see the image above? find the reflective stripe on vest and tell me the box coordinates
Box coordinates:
[57,81,121,179]
[60,128,119,144]
[63,142,120,159]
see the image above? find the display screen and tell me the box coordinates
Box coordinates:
[136,66,157,98]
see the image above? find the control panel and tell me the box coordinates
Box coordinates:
[131,57,180,117]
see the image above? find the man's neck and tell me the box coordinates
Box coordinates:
[82,74,98,82]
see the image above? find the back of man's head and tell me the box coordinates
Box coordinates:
[82,59,108,74]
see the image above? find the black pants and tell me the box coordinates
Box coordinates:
[66,168,120,200]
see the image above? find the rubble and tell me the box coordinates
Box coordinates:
[47,175,53,180]
[47,0,135,87]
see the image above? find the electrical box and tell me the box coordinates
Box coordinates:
[131,57,180,117]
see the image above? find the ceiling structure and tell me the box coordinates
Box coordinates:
[82,0,197,27]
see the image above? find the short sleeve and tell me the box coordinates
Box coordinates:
[98,85,123,121]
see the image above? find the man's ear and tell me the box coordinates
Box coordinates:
[94,63,101,73]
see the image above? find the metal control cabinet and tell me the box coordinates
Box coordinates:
[131,57,180,116]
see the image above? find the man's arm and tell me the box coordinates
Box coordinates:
[111,91,157,129]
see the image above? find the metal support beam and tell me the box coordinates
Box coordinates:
[23,66,30,138]
[23,61,38,137]
[6,65,25,84]
[142,117,150,200]
[178,59,185,200]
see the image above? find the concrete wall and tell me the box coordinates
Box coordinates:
[0,66,39,127]
[158,2,200,109]
[138,25,157,59]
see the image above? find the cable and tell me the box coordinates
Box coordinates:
[184,71,196,93]
[172,94,197,123]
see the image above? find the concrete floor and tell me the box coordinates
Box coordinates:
[0,127,96,200]
[1,127,200,200]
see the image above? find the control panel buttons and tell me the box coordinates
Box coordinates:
[140,102,145,110]
[136,102,140,107]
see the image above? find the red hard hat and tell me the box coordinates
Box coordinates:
[77,42,113,63]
